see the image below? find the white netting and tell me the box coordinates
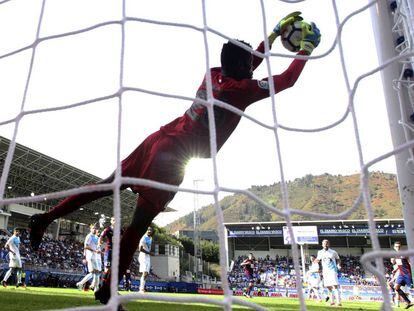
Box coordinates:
[1,0,414,310]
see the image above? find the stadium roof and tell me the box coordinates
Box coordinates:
[0,136,174,225]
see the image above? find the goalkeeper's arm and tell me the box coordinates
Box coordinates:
[267,22,321,92]
[269,51,309,93]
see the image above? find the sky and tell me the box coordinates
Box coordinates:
[0,0,398,227]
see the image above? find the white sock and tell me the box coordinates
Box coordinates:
[96,273,101,288]
[92,273,100,289]
[314,289,321,300]
[330,290,335,303]
[90,275,96,288]
[3,269,12,282]
[335,288,341,304]
[16,270,22,283]
[79,272,93,285]
[140,275,146,291]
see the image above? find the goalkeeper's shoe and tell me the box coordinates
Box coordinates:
[28,214,48,251]
[95,283,111,304]
[118,304,128,311]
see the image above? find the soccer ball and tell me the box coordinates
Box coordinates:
[281,21,310,52]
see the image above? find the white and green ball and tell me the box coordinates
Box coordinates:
[281,21,310,52]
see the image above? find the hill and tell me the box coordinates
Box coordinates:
[166,172,401,232]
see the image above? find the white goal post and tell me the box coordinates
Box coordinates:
[370,0,414,278]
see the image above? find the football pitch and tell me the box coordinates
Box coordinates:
[0,287,382,310]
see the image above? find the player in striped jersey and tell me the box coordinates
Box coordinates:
[388,257,400,307]
[99,216,115,287]
[240,253,256,298]
[392,241,413,309]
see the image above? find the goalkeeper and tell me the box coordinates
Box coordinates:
[28,12,320,305]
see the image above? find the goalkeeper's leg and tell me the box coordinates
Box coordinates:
[95,195,161,304]
[47,173,122,222]
[95,133,185,304]
[29,173,126,250]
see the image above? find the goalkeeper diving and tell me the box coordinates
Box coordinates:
[28,12,321,307]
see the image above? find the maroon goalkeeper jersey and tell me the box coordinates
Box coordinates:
[122,42,307,212]
[160,42,308,157]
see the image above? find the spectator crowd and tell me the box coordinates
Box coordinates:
[0,229,392,290]
[0,229,141,276]
[228,253,383,290]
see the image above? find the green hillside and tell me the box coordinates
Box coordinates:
[166,172,401,232]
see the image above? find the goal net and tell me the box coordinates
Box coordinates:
[1,0,413,310]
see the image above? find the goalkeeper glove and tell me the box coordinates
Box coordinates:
[300,22,321,55]
[273,11,303,36]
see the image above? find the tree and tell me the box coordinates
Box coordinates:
[200,240,219,263]
[178,236,219,263]
[152,223,180,246]
[179,235,194,256]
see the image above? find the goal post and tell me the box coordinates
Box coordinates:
[369,0,414,260]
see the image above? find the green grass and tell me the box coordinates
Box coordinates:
[0,286,383,310]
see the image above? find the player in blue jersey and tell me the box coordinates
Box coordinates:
[2,228,23,287]
[392,241,413,309]
[94,228,103,291]
[138,226,154,293]
[306,255,322,302]
[76,224,100,291]
[240,253,256,298]
[316,239,341,306]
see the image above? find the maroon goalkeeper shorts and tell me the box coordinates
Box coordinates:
[121,130,187,214]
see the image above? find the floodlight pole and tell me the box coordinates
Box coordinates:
[300,244,306,282]
[193,179,203,283]
[55,218,61,240]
